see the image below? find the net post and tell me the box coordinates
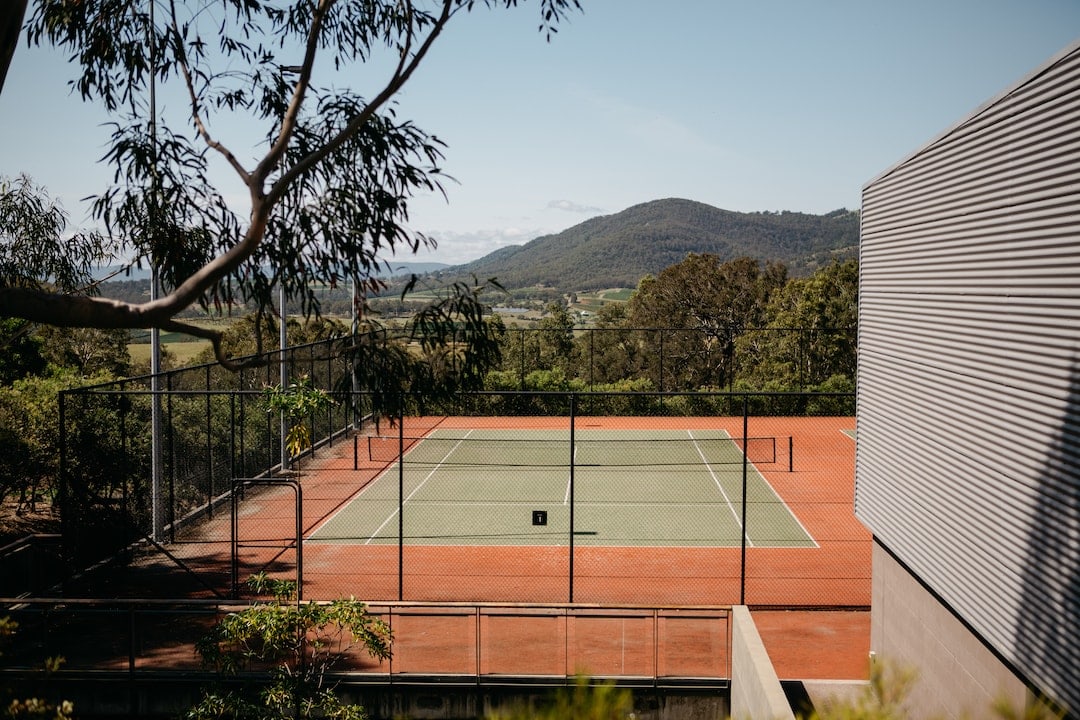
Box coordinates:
[789,435,794,473]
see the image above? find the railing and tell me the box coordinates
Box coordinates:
[0,598,731,687]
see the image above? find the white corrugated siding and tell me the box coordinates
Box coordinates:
[857,40,1080,713]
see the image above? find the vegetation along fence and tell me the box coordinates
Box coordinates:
[42,322,863,608]
[492,325,856,393]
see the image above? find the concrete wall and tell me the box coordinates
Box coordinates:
[870,541,1031,719]
[730,605,796,720]
[36,677,730,719]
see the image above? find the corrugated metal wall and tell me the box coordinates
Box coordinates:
[857,40,1080,713]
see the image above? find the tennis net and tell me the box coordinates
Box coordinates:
[361,434,779,468]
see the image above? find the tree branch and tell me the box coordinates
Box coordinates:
[168,0,251,184]
[267,0,456,206]
[0,0,27,95]
[0,285,267,370]
[157,317,265,370]
[254,0,334,192]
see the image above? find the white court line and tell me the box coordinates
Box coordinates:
[563,444,578,505]
[688,430,753,548]
[307,461,397,539]
[363,429,474,545]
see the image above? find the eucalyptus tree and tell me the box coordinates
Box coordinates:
[736,259,858,390]
[1,0,581,383]
[627,254,786,390]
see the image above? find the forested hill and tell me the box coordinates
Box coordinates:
[435,199,859,292]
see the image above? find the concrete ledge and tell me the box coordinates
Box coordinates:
[731,605,796,720]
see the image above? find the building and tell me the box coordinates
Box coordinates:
[857,39,1080,717]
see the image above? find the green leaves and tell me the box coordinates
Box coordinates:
[488,676,632,720]
[10,1,581,368]
[189,575,391,720]
[352,277,504,419]
[263,375,334,459]
[0,175,113,294]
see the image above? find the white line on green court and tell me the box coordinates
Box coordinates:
[563,445,577,505]
[687,429,751,547]
[363,429,474,545]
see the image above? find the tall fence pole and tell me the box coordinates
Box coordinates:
[398,401,405,602]
[568,394,577,603]
[58,391,69,588]
[229,394,239,599]
[740,394,749,605]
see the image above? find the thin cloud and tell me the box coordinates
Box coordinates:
[419,227,542,265]
[546,199,604,214]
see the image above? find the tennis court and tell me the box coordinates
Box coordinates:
[308,428,815,549]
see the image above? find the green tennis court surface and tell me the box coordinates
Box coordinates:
[309,429,815,548]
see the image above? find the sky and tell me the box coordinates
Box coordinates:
[2,0,1079,266]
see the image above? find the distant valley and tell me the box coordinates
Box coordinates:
[101,198,859,310]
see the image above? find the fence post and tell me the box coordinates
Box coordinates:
[658,330,665,394]
[569,392,576,603]
[740,394,749,605]
[58,391,69,590]
[229,394,239,599]
[206,366,213,516]
[589,329,595,390]
[167,372,176,543]
[398,400,405,602]
[519,328,526,390]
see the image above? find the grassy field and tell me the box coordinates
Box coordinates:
[128,340,211,366]
[128,318,231,368]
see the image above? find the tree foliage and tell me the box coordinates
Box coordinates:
[736,259,858,390]
[263,374,334,461]
[1,612,74,720]
[488,676,633,720]
[189,573,391,720]
[627,254,787,389]
[2,0,581,368]
[351,279,504,419]
[0,368,118,515]
[0,174,112,298]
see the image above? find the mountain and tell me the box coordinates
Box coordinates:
[431,198,859,292]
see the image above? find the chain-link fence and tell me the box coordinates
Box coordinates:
[493,326,856,391]
[313,392,864,607]
[50,335,363,599]
[52,375,865,607]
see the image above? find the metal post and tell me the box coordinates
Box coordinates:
[206,366,213,516]
[589,329,595,390]
[229,394,239,599]
[658,331,665,409]
[167,372,176,543]
[569,393,576,603]
[58,391,69,587]
[351,274,359,429]
[295,481,303,600]
[151,303,164,543]
[398,404,405,601]
[519,329,526,390]
[740,395,749,605]
[148,0,165,545]
[280,286,289,471]
[238,381,247,480]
